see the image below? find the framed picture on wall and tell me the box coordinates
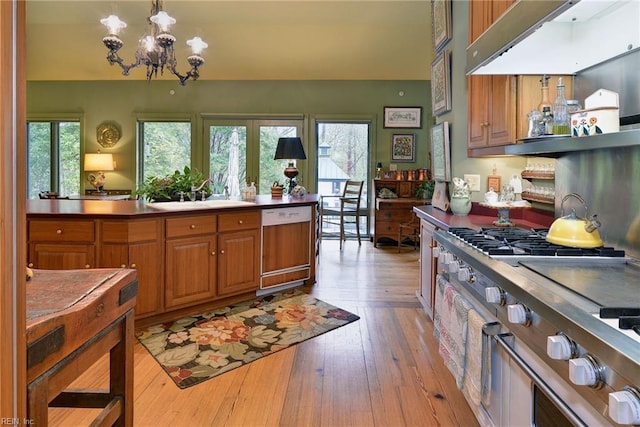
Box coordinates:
[431,0,452,53]
[431,50,452,117]
[391,133,416,162]
[431,122,451,182]
[383,107,423,128]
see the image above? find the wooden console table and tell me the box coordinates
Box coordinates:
[26,268,138,426]
[372,179,429,247]
[374,198,428,247]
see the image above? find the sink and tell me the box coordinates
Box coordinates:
[146,200,256,211]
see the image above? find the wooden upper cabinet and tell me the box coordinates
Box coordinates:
[467,0,519,157]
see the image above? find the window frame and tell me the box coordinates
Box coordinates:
[135,113,197,188]
[26,113,84,199]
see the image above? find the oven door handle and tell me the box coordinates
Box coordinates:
[492,332,588,427]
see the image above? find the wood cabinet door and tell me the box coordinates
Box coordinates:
[218,229,260,296]
[165,236,217,308]
[487,75,516,146]
[129,242,163,317]
[29,243,94,269]
[468,75,491,148]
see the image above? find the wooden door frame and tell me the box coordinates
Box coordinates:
[1,0,27,419]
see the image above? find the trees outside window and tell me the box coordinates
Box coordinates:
[26,121,80,199]
[139,121,192,183]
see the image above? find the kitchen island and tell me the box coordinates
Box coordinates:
[27,195,319,326]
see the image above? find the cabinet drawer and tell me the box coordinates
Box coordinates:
[101,219,159,243]
[376,221,400,234]
[218,211,260,232]
[29,220,95,242]
[166,215,217,239]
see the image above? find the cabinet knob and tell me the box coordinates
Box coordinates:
[238,220,244,224]
[190,224,196,229]
[120,264,126,268]
[481,122,490,127]
[84,264,91,269]
[28,262,34,268]
[211,251,216,256]
[56,229,62,234]
[220,249,225,254]
[130,263,137,269]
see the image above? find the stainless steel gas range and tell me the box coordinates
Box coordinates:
[433,226,640,427]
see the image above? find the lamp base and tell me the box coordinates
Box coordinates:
[283,163,299,195]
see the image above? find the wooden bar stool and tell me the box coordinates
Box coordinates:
[397,214,420,252]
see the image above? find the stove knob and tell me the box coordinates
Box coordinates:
[609,388,640,425]
[448,260,460,273]
[441,252,453,264]
[457,267,475,283]
[507,304,531,325]
[485,287,503,304]
[569,356,604,388]
[432,246,441,258]
[547,334,575,360]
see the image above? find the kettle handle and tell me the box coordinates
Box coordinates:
[560,193,589,217]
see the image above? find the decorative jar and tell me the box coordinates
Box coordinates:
[450,196,472,216]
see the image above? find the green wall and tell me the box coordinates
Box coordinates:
[27,80,432,193]
[433,1,527,202]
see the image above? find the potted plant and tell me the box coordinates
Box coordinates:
[415,180,435,200]
[135,166,212,202]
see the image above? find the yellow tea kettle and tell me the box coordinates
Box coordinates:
[546,193,604,248]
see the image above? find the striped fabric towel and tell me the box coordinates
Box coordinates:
[463,309,485,407]
[433,275,471,389]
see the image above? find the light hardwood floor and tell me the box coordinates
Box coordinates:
[49,240,479,427]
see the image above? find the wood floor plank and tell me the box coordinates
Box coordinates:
[46,240,478,427]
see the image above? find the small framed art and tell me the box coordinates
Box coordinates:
[431,50,452,117]
[431,122,451,182]
[391,133,416,162]
[383,107,422,129]
[431,0,452,53]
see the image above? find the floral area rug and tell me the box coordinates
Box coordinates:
[136,290,360,389]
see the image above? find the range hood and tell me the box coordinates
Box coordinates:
[467,0,640,75]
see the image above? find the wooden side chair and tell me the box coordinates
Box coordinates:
[320,180,365,250]
[398,213,420,252]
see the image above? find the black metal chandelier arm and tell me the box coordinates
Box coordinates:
[106,51,144,76]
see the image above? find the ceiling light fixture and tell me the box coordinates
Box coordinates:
[100,0,208,85]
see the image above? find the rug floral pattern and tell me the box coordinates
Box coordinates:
[136,290,360,388]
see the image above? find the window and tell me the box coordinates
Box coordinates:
[26,120,81,199]
[138,120,192,183]
[203,118,303,196]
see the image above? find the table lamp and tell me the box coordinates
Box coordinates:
[84,152,114,195]
[274,137,306,195]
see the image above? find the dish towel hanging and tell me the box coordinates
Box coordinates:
[433,274,471,389]
[463,309,486,407]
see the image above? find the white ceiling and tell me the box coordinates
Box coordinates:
[26,0,433,82]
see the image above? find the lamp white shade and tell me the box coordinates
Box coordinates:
[84,153,114,171]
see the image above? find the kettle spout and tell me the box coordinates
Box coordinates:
[585,214,601,233]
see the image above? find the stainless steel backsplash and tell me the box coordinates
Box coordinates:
[555,50,640,259]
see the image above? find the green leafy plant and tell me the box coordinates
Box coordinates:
[135,166,212,202]
[415,181,435,200]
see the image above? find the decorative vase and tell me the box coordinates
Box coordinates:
[450,196,471,216]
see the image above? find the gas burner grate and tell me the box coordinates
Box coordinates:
[447,227,626,258]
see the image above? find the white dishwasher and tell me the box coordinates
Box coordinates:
[260,206,313,294]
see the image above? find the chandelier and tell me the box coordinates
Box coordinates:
[100,0,208,85]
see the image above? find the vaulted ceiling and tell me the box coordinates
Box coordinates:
[26,0,433,82]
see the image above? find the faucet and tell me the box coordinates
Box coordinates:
[191,179,210,201]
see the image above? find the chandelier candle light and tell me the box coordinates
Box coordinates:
[100,0,208,85]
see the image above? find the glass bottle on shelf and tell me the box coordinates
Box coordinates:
[537,74,552,112]
[552,77,570,135]
[540,106,554,135]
